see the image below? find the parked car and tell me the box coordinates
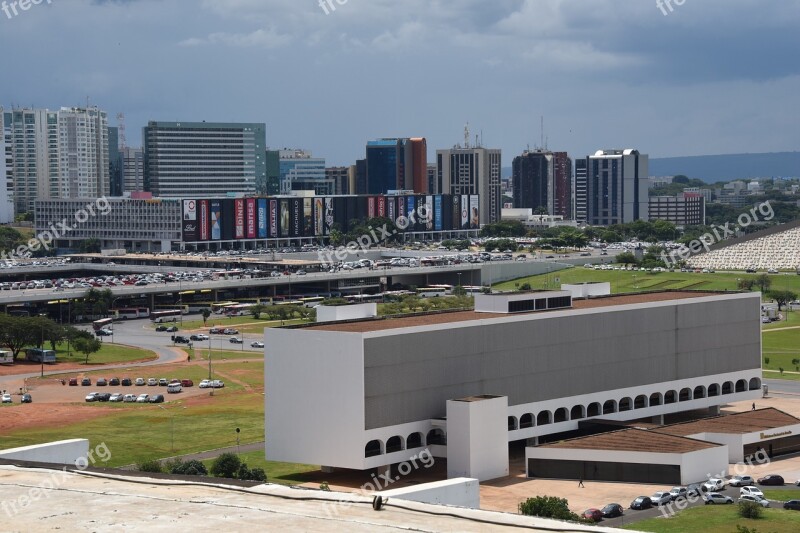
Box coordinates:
[199,379,211,388]
[784,500,800,511]
[109,377,120,386]
[135,394,149,403]
[68,378,78,386]
[758,475,785,486]
[147,378,158,386]
[181,379,194,387]
[211,380,224,388]
[158,378,169,386]
[96,393,111,402]
[582,509,603,522]
[135,378,146,386]
[81,377,91,386]
[600,503,623,518]
[123,394,137,403]
[651,492,672,506]
[96,378,107,386]
[739,495,769,507]
[167,383,182,394]
[687,484,704,496]
[729,475,755,487]
[209,327,223,334]
[109,393,124,402]
[251,341,265,348]
[21,393,32,403]
[149,394,165,403]
[121,378,132,386]
[230,337,243,344]
[85,392,99,402]
[740,486,765,498]
[703,478,725,492]
[669,487,688,501]
[704,493,734,505]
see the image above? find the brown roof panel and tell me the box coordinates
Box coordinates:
[655,408,800,436]
[539,428,720,454]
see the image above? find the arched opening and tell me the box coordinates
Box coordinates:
[693,385,706,399]
[427,429,446,445]
[749,377,761,391]
[537,411,552,426]
[570,405,585,420]
[634,395,647,409]
[735,379,747,393]
[722,381,734,395]
[664,390,677,404]
[365,440,383,458]
[386,436,404,454]
[679,388,692,402]
[649,392,662,406]
[587,402,601,417]
[554,408,568,423]
[619,397,632,412]
[508,416,518,431]
[602,400,617,415]
[407,432,423,449]
[708,383,720,397]
[519,413,534,429]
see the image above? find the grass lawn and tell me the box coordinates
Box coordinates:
[191,349,265,361]
[211,361,264,389]
[17,342,156,366]
[624,504,800,532]
[762,490,800,502]
[200,449,318,486]
[160,316,310,333]
[762,327,800,372]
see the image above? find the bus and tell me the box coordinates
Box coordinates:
[463,286,484,294]
[224,303,255,316]
[111,307,150,319]
[299,296,325,308]
[150,309,183,323]
[416,287,451,298]
[93,317,114,331]
[212,301,238,314]
[25,348,56,364]
[0,350,13,365]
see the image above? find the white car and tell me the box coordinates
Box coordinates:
[147,378,158,386]
[703,478,725,492]
[123,394,137,403]
[135,394,149,403]
[211,380,225,388]
[739,495,769,507]
[740,486,765,498]
[704,493,733,505]
[135,378,145,386]
[199,379,211,388]
[109,393,124,402]
[251,341,264,348]
[1,393,12,403]
[729,475,755,487]
[650,492,672,506]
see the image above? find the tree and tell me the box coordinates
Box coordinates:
[210,453,241,479]
[738,278,756,291]
[0,315,47,360]
[250,304,266,319]
[201,309,211,325]
[754,274,772,293]
[518,496,582,522]
[616,252,639,266]
[480,221,526,238]
[766,290,797,311]
[73,336,102,364]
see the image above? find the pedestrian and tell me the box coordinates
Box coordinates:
[752,402,756,411]
[578,478,584,488]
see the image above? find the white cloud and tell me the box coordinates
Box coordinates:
[179,28,291,48]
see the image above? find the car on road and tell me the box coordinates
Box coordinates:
[158,378,169,386]
[96,378,108,386]
[729,475,755,487]
[190,334,209,341]
[181,379,194,387]
[740,486,765,498]
[601,503,623,518]
[96,328,113,336]
[296,270,307,276]
[669,487,688,501]
[582,509,603,522]
[121,378,132,386]
[165,326,178,333]
[223,328,239,335]
[761,316,771,324]
[81,377,91,386]
[172,335,190,344]
[135,394,149,403]
[251,341,264,348]
[155,325,168,332]
[123,394,137,403]
[230,337,243,344]
[68,378,78,386]
[739,495,770,507]
[85,392,99,402]
[703,478,725,492]
[109,393,124,402]
[704,493,734,505]
[650,492,672,506]
[209,327,223,334]
[147,378,158,386]
[21,393,32,403]
[149,394,165,403]
[135,378,145,386]
[784,500,800,511]
[757,475,785,486]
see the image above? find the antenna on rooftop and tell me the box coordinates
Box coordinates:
[464,123,470,149]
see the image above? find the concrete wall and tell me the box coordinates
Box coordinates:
[562,282,611,299]
[0,439,89,466]
[378,478,480,509]
[363,293,761,429]
[480,261,571,286]
[317,303,377,322]
[446,396,509,481]
[680,445,730,484]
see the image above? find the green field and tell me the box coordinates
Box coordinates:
[16,342,157,366]
[762,490,800,502]
[191,349,265,361]
[624,505,800,532]
[200,449,318,486]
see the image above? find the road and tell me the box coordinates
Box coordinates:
[765,378,800,396]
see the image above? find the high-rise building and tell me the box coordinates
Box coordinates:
[143,121,265,197]
[326,166,353,195]
[437,144,502,225]
[574,158,588,224]
[355,158,367,195]
[512,150,551,214]
[586,149,649,226]
[649,191,705,227]
[121,147,145,192]
[366,137,428,194]
[57,107,110,199]
[3,108,59,213]
[278,149,331,195]
[552,152,572,219]
[108,127,122,196]
[0,113,13,223]
[264,150,280,195]
[427,163,437,195]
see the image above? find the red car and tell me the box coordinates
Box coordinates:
[68,378,78,386]
[181,379,194,387]
[582,509,603,522]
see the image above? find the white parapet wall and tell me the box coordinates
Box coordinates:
[0,439,90,466]
[316,303,378,323]
[562,282,611,299]
[377,478,480,509]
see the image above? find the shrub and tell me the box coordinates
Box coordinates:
[764,357,770,365]
[210,453,241,479]
[738,500,763,519]
[136,460,163,473]
[520,283,532,291]
[247,467,267,482]
[519,496,582,522]
[172,460,208,476]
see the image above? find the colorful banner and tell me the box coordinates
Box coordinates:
[234,199,245,239]
[377,196,386,218]
[367,196,376,218]
[425,195,434,230]
[470,195,480,229]
[199,200,209,241]
[269,200,278,238]
[246,198,256,239]
[461,195,469,229]
[291,198,302,237]
[257,199,267,239]
[182,199,197,241]
[387,196,396,223]
[314,198,324,236]
[210,200,221,240]
[303,198,313,236]
[280,200,289,237]
[434,195,442,231]
[324,197,334,235]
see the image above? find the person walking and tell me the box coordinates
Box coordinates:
[752,402,756,411]
[578,478,584,488]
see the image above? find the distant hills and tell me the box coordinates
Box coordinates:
[501,152,800,182]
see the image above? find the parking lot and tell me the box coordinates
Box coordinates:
[16,377,215,404]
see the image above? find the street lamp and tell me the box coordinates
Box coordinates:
[157,404,175,452]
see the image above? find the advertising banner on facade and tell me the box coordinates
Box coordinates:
[461,195,470,229]
[303,198,313,236]
[234,199,245,239]
[210,200,221,240]
[434,195,442,231]
[246,198,256,239]
[470,195,480,229]
[314,197,324,236]
[269,200,278,238]
[257,199,267,239]
[182,199,197,241]
[280,200,289,237]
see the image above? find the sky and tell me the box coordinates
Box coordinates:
[1,0,799,166]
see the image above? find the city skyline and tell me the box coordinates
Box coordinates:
[1,1,797,167]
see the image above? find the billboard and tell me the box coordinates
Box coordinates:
[434,195,443,231]
[210,200,222,240]
[470,195,480,229]
[269,200,279,238]
[291,198,302,237]
[221,200,234,240]
[367,196,376,219]
[303,198,313,236]
[246,198,256,239]
[314,198,324,236]
[182,199,197,241]
[280,200,289,237]
[257,199,267,239]
[461,195,470,229]
[452,195,461,230]
[234,199,245,239]
[199,200,209,241]
[387,196,396,223]
[377,196,386,218]
[425,195,434,231]
[407,196,415,228]
[324,197,334,235]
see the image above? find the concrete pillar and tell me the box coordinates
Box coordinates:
[321,466,335,474]
[651,414,664,425]
[708,405,720,416]
[446,395,509,481]
[526,437,539,446]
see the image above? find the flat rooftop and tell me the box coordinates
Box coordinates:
[537,428,721,454]
[308,291,729,333]
[654,408,800,437]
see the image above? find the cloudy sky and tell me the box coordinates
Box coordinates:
[2,0,798,165]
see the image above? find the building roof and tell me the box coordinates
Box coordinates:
[654,408,800,437]
[539,428,721,454]
[307,291,729,334]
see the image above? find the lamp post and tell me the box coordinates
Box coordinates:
[208,336,212,380]
[157,404,175,452]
